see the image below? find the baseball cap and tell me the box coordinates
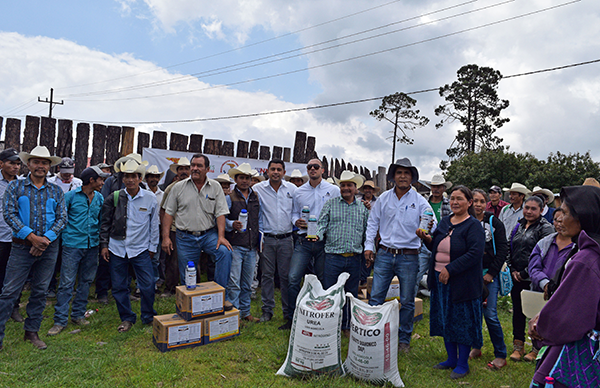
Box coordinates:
[0,148,20,162]
[489,185,502,194]
[58,157,75,174]
[80,166,111,184]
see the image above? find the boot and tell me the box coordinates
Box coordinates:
[524,348,539,362]
[24,331,47,350]
[10,308,24,323]
[509,340,524,361]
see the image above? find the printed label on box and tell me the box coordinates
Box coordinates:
[168,321,202,346]
[192,292,223,315]
[209,315,239,341]
[386,283,400,301]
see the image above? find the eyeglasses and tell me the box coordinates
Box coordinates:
[307,164,321,170]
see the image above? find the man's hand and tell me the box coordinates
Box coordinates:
[543,283,550,300]
[149,251,155,259]
[216,236,232,251]
[295,219,307,229]
[27,234,50,251]
[364,250,375,268]
[528,313,543,341]
[483,273,494,284]
[362,200,372,211]
[29,246,44,257]
[162,236,173,255]
[512,271,523,282]
[232,220,243,231]
[307,236,319,242]
[101,248,110,262]
[439,267,450,284]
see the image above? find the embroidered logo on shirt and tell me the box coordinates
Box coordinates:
[410,203,416,209]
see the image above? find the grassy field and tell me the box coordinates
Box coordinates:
[0,288,535,387]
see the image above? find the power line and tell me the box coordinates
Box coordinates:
[62,0,480,98]
[58,57,600,125]
[67,0,579,103]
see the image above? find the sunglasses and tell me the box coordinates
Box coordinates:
[307,164,321,170]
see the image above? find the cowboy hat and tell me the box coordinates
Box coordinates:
[169,157,191,174]
[429,174,452,189]
[360,180,381,194]
[284,169,308,183]
[119,159,147,179]
[114,153,148,173]
[251,169,266,182]
[583,177,600,188]
[214,174,233,184]
[145,165,165,180]
[19,146,62,166]
[387,158,419,184]
[335,170,364,188]
[503,182,531,196]
[326,177,337,186]
[228,163,254,178]
[531,186,555,202]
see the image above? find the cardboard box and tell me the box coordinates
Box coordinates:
[204,308,240,344]
[153,313,204,352]
[366,276,400,301]
[176,282,225,321]
[397,297,424,322]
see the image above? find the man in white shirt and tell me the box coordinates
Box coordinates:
[145,166,165,287]
[499,183,530,239]
[253,159,296,324]
[365,158,434,353]
[48,157,82,193]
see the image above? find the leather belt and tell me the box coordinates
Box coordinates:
[179,227,213,236]
[380,245,419,255]
[12,238,32,246]
[264,232,292,239]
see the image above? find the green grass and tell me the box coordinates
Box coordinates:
[0,289,534,387]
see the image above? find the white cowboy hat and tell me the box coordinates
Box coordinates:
[429,174,452,189]
[360,180,381,194]
[114,153,148,173]
[228,163,253,178]
[119,159,147,179]
[284,169,308,183]
[335,170,364,189]
[503,182,531,196]
[251,169,266,181]
[19,146,62,166]
[531,186,555,202]
[214,174,233,184]
[326,177,337,186]
[145,165,165,180]
[169,157,191,174]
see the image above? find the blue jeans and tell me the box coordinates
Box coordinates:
[109,250,156,324]
[369,250,419,345]
[0,241,59,345]
[288,237,325,319]
[323,253,361,330]
[227,246,256,318]
[474,276,507,358]
[54,246,99,326]
[176,229,232,292]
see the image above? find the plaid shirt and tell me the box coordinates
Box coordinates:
[3,176,67,242]
[316,196,370,254]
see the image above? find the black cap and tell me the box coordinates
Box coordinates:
[80,166,111,184]
[489,185,502,194]
[0,148,20,162]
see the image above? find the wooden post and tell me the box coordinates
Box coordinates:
[40,117,57,155]
[4,118,21,151]
[293,131,307,163]
[151,131,167,149]
[347,162,353,173]
[55,119,73,157]
[74,123,90,176]
[330,159,335,178]
[259,146,271,160]
[120,126,135,156]
[364,168,372,180]
[283,147,291,162]
[221,141,234,156]
[204,139,222,155]
[341,159,347,172]
[377,166,387,192]
[305,136,317,161]
[105,126,122,165]
[334,158,341,177]
[90,124,107,165]
[189,134,203,152]
[322,156,329,178]
[236,140,249,158]
[137,132,150,154]
[0,117,3,143]
[169,133,189,151]
[272,146,283,160]
[353,165,359,174]
[23,116,40,153]
[248,141,259,159]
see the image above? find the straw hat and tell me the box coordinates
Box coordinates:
[145,165,165,180]
[114,153,148,173]
[503,182,531,196]
[119,159,147,179]
[19,146,62,166]
[251,169,266,182]
[228,163,253,178]
[169,157,191,174]
[531,186,555,202]
[334,170,364,188]
[326,177,337,186]
[583,177,600,188]
[429,174,452,189]
[284,169,308,183]
[360,180,381,194]
[214,174,233,184]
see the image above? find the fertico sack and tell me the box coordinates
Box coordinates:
[277,273,349,377]
[344,294,404,387]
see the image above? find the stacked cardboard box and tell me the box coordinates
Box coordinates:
[153,282,240,352]
[360,277,424,322]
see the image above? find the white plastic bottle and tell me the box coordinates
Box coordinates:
[419,209,434,232]
[306,214,318,238]
[185,261,197,290]
[301,206,310,222]
[238,209,248,232]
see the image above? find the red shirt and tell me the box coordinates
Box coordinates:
[486,200,509,218]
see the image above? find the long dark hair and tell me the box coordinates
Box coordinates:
[451,185,475,216]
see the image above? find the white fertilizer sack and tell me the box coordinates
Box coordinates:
[344,294,404,387]
[277,273,349,377]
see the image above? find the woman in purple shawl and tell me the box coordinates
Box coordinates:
[528,186,600,387]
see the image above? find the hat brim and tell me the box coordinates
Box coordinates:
[145,171,165,180]
[170,163,191,174]
[228,168,253,178]
[387,163,419,184]
[19,152,62,167]
[503,188,530,195]
[335,176,364,189]
[214,178,233,184]
[284,175,308,183]
[360,184,380,194]
[532,189,555,201]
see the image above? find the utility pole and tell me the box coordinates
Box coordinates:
[38,88,64,118]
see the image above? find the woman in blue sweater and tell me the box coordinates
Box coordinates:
[418,185,485,379]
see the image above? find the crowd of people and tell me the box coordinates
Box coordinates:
[0,146,598,387]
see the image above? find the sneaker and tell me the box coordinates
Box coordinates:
[278,320,292,330]
[47,325,65,336]
[259,312,272,323]
[72,318,90,326]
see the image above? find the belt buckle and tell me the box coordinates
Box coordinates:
[192,230,203,236]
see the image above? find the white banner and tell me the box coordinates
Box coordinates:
[142,148,307,183]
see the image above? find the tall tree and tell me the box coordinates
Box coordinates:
[435,64,509,159]
[370,92,429,163]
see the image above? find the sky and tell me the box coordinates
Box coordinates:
[1,0,599,179]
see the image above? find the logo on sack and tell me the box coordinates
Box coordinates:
[306,297,334,311]
[352,306,382,326]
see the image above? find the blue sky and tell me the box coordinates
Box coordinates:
[1,0,599,178]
